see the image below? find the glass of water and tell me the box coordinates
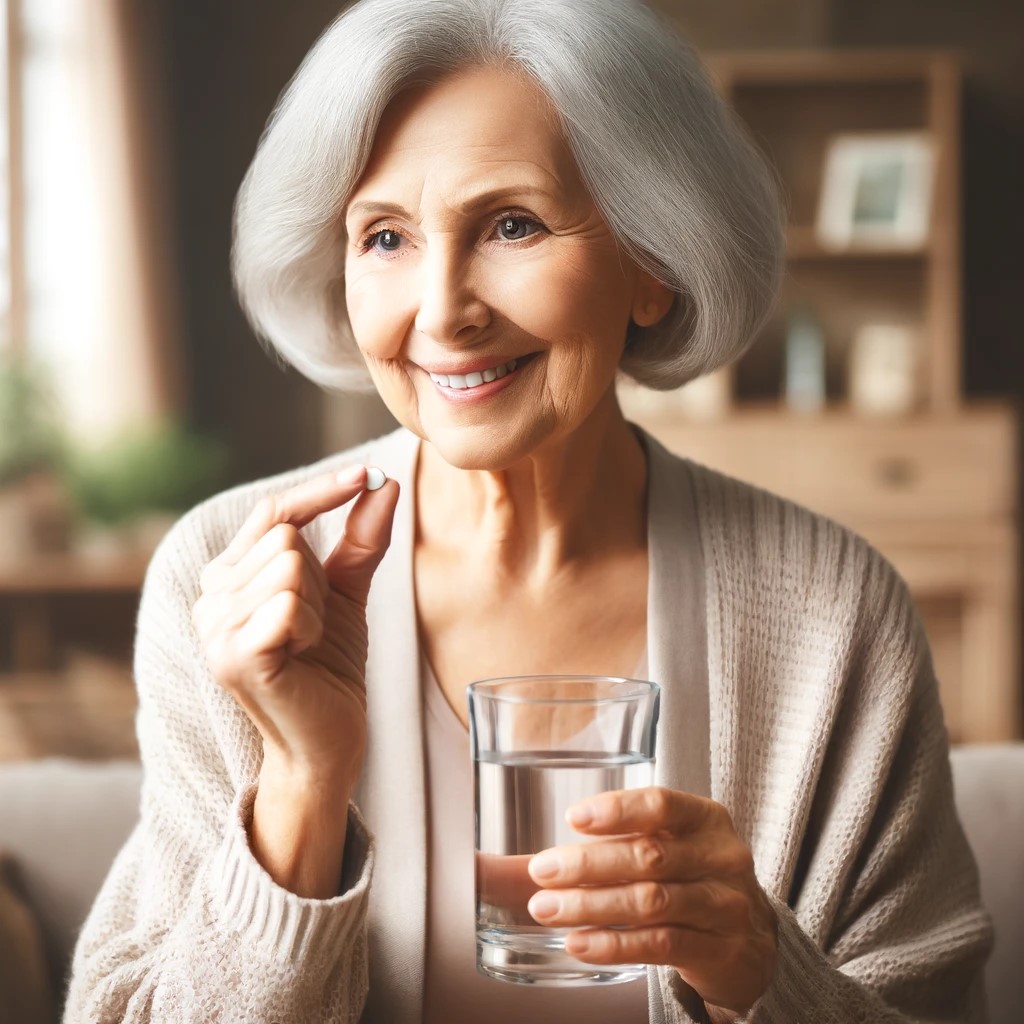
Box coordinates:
[468,675,660,986]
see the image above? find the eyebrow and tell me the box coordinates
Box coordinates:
[346,184,558,223]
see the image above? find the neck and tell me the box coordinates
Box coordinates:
[414,389,648,589]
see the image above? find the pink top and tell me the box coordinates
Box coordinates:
[420,649,651,1023]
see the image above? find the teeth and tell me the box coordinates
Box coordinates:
[430,357,520,390]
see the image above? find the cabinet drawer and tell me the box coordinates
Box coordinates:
[635,405,1017,525]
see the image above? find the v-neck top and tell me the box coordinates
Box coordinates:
[352,425,711,1023]
[420,648,652,1024]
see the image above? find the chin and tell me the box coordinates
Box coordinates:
[421,417,552,472]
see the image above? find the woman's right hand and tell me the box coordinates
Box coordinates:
[192,462,400,789]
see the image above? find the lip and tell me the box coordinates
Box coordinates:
[418,352,536,376]
[426,352,539,404]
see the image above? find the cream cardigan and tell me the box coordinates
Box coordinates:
[64,424,993,1023]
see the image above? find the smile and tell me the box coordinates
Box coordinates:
[428,357,520,390]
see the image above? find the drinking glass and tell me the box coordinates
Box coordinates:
[468,675,660,986]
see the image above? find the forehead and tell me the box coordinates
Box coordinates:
[350,65,582,202]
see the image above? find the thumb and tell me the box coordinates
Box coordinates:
[322,477,400,600]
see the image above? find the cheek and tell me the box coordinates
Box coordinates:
[505,248,632,355]
[549,334,607,419]
[344,263,415,361]
[511,251,630,420]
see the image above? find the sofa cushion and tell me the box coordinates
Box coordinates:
[0,757,142,995]
[0,851,53,1024]
[949,744,1024,1024]
[0,748,1017,1022]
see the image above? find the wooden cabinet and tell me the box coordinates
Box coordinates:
[632,406,1019,742]
[621,50,1020,743]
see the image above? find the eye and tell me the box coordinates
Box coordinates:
[357,227,405,256]
[495,214,542,242]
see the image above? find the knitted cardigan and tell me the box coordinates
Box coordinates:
[63,424,993,1023]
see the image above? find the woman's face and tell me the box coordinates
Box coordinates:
[343,65,670,470]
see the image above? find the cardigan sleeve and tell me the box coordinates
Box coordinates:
[665,560,993,1024]
[740,631,993,1024]
[63,518,376,1024]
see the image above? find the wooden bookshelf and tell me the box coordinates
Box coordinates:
[621,50,1020,742]
[712,49,962,411]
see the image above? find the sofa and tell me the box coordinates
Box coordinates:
[0,746,1021,1023]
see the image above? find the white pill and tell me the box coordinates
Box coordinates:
[365,466,387,491]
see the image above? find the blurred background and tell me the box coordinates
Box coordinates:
[0,0,1020,759]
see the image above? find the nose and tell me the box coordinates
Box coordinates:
[413,242,490,344]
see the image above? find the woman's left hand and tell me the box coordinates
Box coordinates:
[526,786,778,1019]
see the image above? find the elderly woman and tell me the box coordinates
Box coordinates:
[65,0,992,1022]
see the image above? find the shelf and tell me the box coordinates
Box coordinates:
[702,48,963,410]
[0,550,150,593]
[629,401,1018,526]
[786,226,928,261]
[633,397,1012,429]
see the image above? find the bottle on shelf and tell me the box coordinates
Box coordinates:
[783,306,827,414]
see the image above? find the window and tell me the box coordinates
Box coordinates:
[1,0,179,435]
[1,0,97,364]
[0,0,20,352]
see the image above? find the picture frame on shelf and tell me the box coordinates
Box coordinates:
[816,132,936,250]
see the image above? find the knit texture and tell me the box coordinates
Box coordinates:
[63,426,992,1023]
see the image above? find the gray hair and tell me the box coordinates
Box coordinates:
[232,0,785,393]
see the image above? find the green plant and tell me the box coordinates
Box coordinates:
[0,351,67,487]
[64,420,230,527]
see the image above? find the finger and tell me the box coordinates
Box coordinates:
[221,463,369,565]
[565,786,719,838]
[323,478,400,595]
[528,833,719,888]
[564,924,713,968]
[476,853,539,911]
[233,589,323,666]
[528,879,742,933]
[228,549,326,628]
[565,924,773,1014]
[209,524,329,602]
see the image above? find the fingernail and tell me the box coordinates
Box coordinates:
[566,933,591,954]
[529,851,561,879]
[567,804,594,828]
[365,467,387,491]
[528,892,560,919]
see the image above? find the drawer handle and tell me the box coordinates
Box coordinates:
[876,457,917,488]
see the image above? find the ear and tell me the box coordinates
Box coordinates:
[630,270,676,328]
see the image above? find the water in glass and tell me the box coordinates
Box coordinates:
[475,748,654,985]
